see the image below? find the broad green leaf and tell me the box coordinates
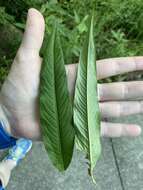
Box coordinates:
[40,26,75,171]
[73,16,101,182]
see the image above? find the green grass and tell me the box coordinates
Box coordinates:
[0,0,143,85]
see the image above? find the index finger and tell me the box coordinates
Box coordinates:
[97,56,143,79]
[66,57,143,95]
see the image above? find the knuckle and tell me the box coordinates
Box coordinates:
[15,48,26,63]
[97,84,103,101]
[15,47,39,63]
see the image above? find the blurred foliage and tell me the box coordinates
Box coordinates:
[0,0,143,85]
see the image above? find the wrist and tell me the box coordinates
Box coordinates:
[0,104,12,136]
[0,103,17,150]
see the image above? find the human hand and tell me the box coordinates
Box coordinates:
[0,8,142,140]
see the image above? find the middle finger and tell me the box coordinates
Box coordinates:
[98,81,143,101]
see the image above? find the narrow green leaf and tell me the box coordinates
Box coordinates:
[40,26,75,171]
[73,16,101,182]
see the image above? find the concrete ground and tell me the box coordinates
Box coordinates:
[1,114,143,190]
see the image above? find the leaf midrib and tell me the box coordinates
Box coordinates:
[86,19,94,172]
[52,30,65,169]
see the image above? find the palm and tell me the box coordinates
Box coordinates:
[0,46,42,140]
[0,8,142,140]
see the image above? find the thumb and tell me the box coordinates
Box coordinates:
[1,9,45,99]
[19,8,45,53]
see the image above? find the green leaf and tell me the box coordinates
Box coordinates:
[40,26,75,171]
[73,16,101,183]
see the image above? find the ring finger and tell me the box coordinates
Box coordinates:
[100,101,143,118]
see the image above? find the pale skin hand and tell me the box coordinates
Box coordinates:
[0,8,142,140]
